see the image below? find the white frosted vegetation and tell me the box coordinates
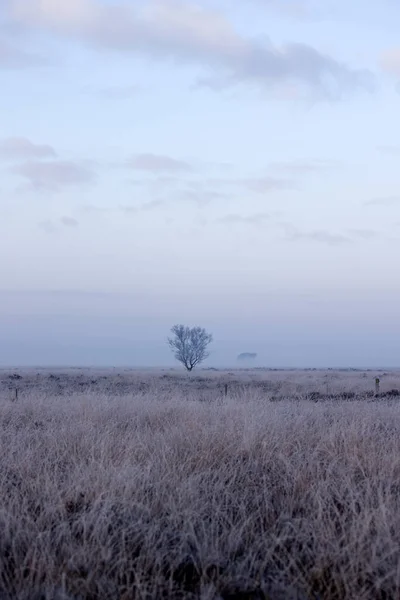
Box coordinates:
[1,370,400,598]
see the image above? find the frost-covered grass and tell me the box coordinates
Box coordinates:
[1,370,400,599]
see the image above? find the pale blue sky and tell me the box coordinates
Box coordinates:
[1,0,400,367]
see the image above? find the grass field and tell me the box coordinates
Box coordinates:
[1,368,400,599]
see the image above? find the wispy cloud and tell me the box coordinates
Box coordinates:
[12,160,96,191]
[38,216,79,233]
[141,199,163,211]
[281,223,351,245]
[376,145,400,156]
[60,216,79,227]
[7,0,374,98]
[0,37,44,69]
[269,158,339,175]
[178,188,229,204]
[83,200,164,216]
[215,214,355,243]
[126,162,301,205]
[347,228,378,240]
[290,230,351,245]
[365,196,400,207]
[127,178,230,206]
[0,137,57,160]
[128,153,192,173]
[120,200,164,213]
[197,159,337,197]
[128,172,296,203]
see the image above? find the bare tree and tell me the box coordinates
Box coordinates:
[168,325,213,371]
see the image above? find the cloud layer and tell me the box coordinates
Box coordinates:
[11,160,95,191]
[0,137,57,160]
[0,137,96,192]
[5,0,373,97]
[0,37,43,68]
[39,216,79,233]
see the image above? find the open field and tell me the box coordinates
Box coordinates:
[2,367,400,402]
[1,369,400,599]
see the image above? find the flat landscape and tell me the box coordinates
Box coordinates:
[1,368,400,599]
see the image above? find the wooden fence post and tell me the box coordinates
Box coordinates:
[375,378,380,396]
[224,383,228,398]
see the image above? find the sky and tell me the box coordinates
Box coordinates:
[1,0,400,368]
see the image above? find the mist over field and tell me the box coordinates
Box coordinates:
[1,289,400,368]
